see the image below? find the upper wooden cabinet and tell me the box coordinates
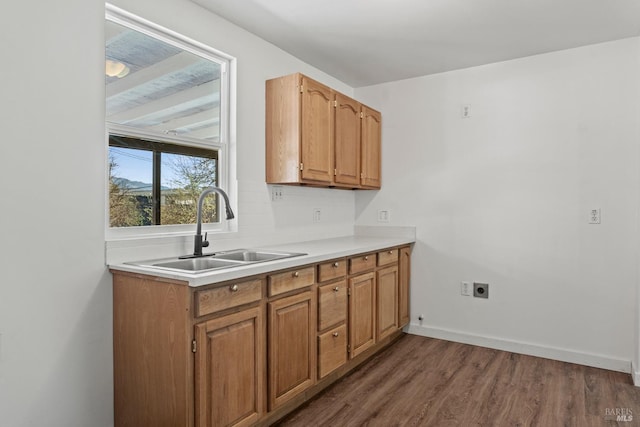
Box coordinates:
[300,77,334,183]
[266,73,382,189]
[361,106,382,189]
[334,92,361,187]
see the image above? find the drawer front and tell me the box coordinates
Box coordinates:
[196,279,263,317]
[318,324,347,379]
[318,280,347,331]
[378,248,399,266]
[317,259,347,283]
[349,253,376,274]
[268,266,315,297]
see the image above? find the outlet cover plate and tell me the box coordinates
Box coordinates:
[473,282,489,299]
[461,281,471,296]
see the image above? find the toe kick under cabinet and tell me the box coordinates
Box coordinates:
[111,244,411,427]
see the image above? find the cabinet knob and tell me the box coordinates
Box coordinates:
[364,256,369,261]
[333,262,339,268]
[333,286,340,292]
[389,250,393,254]
[293,271,299,278]
[333,332,339,337]
[230,284,239,292]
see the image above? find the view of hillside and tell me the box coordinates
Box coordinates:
[109,151,218,227]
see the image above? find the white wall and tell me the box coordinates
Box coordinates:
[0,1,357,426]
[355,38,640,371]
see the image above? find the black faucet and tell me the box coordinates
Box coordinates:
[193,186,235,257]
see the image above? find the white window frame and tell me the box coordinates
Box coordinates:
[105,4,236,241]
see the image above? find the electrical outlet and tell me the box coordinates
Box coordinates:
[589,208,601,224]
[271,185,283,201]
[313,208,321,223]
[461,281,471,296]
[473,282,489,299]
[377,209,390,223]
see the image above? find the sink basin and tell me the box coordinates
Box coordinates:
[151,257,243,271]
[213,249,305,262]
[127,248,307,273]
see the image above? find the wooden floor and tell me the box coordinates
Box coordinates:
[276,334,640,426]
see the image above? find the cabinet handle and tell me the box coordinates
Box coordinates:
[293,271,299,278]
[333,262,339,268]
[333,332,339,337]
[364,256,369,261]
[333,286,340,292]
[230,284,239,292]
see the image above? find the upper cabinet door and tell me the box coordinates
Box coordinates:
[361,106,382,189]
[300,77,334,183]
[334,93,361,187]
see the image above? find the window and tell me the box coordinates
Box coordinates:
[105,5,232,236]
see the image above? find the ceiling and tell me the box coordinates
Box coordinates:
[192,0,640,87]
[106,19,221,141]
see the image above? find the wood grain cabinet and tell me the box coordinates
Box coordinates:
[266,72,382,189]
[348,271,377,358]
[361,106,382,189]
[334,92,361,187]
[194,307,264,427]
[317,259,348,379]
[399,246,411,327]
[376,265,399,341]
[111,244,410,427]
[268,290,317,410]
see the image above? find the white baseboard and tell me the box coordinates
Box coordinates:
[407,323,631,374]
[632,361,640,386]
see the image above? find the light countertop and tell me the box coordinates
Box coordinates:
[109,234,415,287]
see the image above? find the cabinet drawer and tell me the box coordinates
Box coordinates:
[318,280,347,331]
[196,279,263,317]
[378,248,399,266]
[349,253,376,274]
[317,259,346,283]
[318,324,347,379]
[268,266,315,297]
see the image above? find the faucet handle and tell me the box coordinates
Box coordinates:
[202,232,209,248]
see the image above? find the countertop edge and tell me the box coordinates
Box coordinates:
[109,235,415,287]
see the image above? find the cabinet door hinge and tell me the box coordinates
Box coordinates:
[347,287,351,296]
[347,344,351,353]
[360,111,364,119]
[360,172,364,179]
[300,163,304,171]
[334,168,337,176]
[334,100,337,107]
[300,84,304,94]
[192,339,197,353]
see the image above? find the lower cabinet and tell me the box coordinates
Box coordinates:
[348,272,376,358]
[318,324,348,378]
[317,276,348,379]
[268,290,316,410]
[399,246,411,327]
[194,307,264,427]
[377,265,399,341]
[112,244,411,427]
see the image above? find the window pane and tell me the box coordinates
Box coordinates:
[109,147,153,227]
[160,153,218,225]
[105,20,222,142]
[108,138,218,227]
